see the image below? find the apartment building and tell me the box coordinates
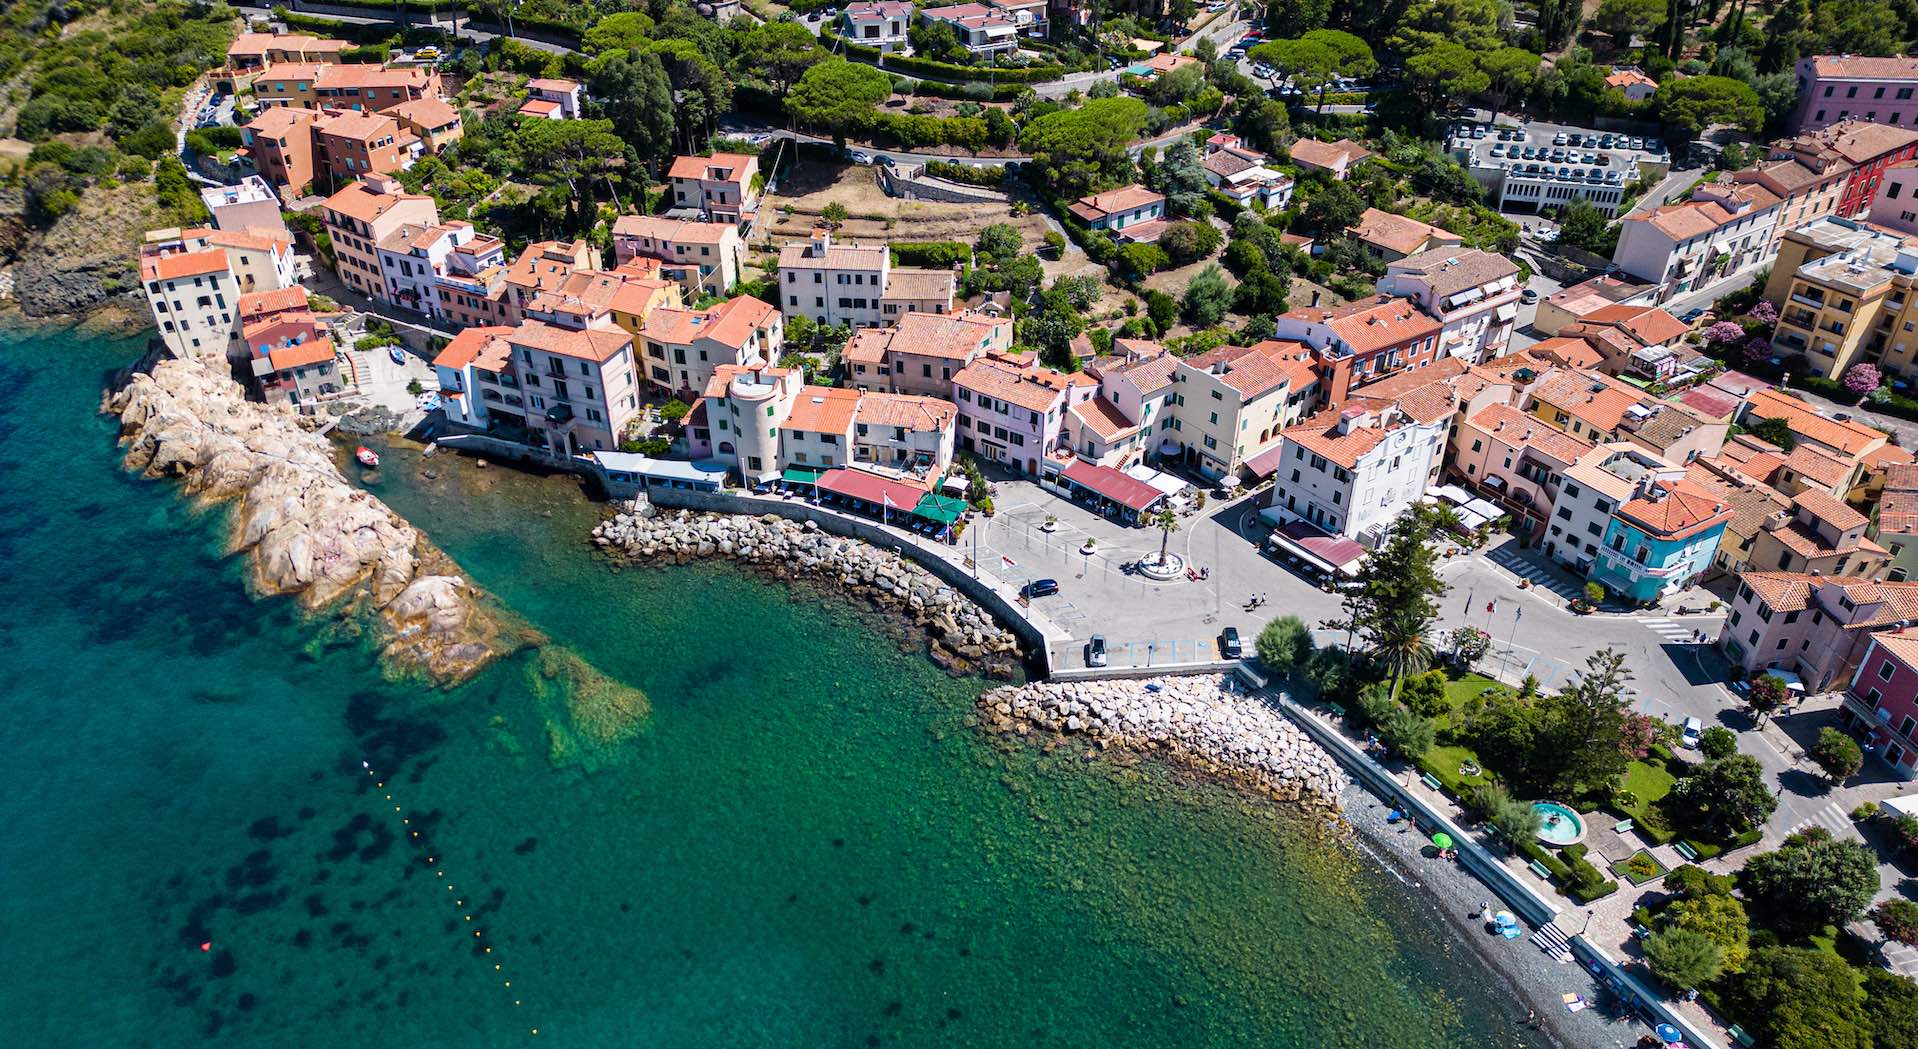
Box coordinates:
[225,32,351,74]
[1684,457,1796,577]
[1728,149,1850,253]
[637,294,783,398]
[1588,474,1732,603]
[1272,295,1445,404]
[1062,344,1181,467]
[1722,571,1918,690]
[1551,304,1693,379]
[1613,181,1781,302]
[848,311,1011,398]
[1524,368,1646,443]
[1266,405,1448,544]
[501,239,600,324]
[610,215,744,295]
[1876,464,1918,582]
[851,393,959,474]
[200,176,286,233]
[951,358,1093,476]
[434,234,513,328]
[1795,56,1918,132]
[314,111,419,188]
[433,326,520,432]
[1748,488,1890,578]
[140,243,240,361]
[502,322,642,457]
[1451,402,1595,540]
[1843,628,1918,778]
[1068,185,1167,242]
[254,62,441,111]
[150,225,297,296]
[1375,249,1521,364]
[840,1,913,51]
[667,152,761,225]
[918,4,1019,56]
[777,229,956,329]
[1546,443,1684,575]
[1768,217,1918,381]
[1287,138,1372,181]
[1162,341,1321,480]
[242,306,341,408]
[319,176,439,300]
[375,221,480,317]
[385,97,463,153]
[1201,134,1295,210]
[1349,208,1462,263]
[242,106,325,199]
[523,266,681,341]
[1778,119,1918,218]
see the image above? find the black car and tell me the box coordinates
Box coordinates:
[1022,578,1060,599]
[1220,626,1243,659]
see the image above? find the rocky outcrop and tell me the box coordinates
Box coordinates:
[979,676,1346,811]
[5,180,153,318]
[592,504,1023,676]
[105,357,514,684]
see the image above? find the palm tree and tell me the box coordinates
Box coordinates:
[1429,503,1463,538]
[1371,609,1434,699]
[1149,504,1180,566]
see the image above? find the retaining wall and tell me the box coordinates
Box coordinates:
[644,486,1062,675]
[1051,659,1244,682]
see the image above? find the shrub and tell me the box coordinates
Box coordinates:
[1254,615,1313,674]
[1877,899,1918,946]
[889,241,971,268]
[1698,725,1737,760]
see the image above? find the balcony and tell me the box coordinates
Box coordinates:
[1598,546,1681,580]
[1790,293,1826,310]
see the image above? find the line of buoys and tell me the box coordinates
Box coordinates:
[362,758,537,1038]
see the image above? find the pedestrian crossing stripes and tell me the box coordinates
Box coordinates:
[1885,940,1918,978]
[1785,801,1855,841]
[1530,922,1574,964]
[1487,553,1587,601]
[1641,618,1722,644]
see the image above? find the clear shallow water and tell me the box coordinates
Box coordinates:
[0,324,1550,1047]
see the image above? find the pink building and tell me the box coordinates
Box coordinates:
[951,357,1094,476]
[1721,571,1918,691]
[1845,629,1918,778]
[1794,55,1918,133]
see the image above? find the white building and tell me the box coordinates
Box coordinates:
[919,4,1018,56]
[1265,405,1448,544]
[776,229,955,329]
[1375,249,1522,364]
[139,235,242,361]
[1613,181,1783,302]
[638,294,784,398]
[610,215,744,296]
[1201,134,1295,210]
[199,175,287,233]
[1548,442,1685,574]
[376,221,483,318]
[840,1,913,52]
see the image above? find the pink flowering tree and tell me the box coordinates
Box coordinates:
[1747,300,1778,325]
[1844,362,1883,398]
[1741,337,1772,366]
[1619,712,1656,761]
[1704,320,1746,346]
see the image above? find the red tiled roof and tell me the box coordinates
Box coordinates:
[1617,479,1732,541]
[268,338,336,370]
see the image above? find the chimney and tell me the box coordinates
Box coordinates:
[1310,289,1322,307]
[811,227,832,254]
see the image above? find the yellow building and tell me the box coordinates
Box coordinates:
[1769,217,1918,380]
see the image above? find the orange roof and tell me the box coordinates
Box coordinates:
[1350,207,1456,255]
[385,97,460,130]
[667,152,755,181]
[506,321,632,363]
[1465,403,1593,464]
[314,63,432,91]
[432,325,516,371]
[611,214,735,244]
[1784,443,1856,488]
[1069,397,1140,442]
[1288,137,1371,171]
[1527,335,1606,370]
[1873,627,1918,669]
[140,249,229,281]
[322,180,429,224]
[1745,389,1885,455]
[1793,487,1868,531]
[267,338,335,370]
[1068,184,1164,222]
[526,77,580,93]
[1606,69,1656,89]
[888,312,1008,361]
[246,106,324,138]
[316,110,398,142]
[854,391,956,431]
[1282,294,1441,356]
[1583,303,1690,346]
[782,386,861,434]
[239,286,310,317]
[1281,409,1396,469]
[953,360,1070,413]
[1617,479,1732,541]
[1529,369,1645,432]
[517,98,561,117]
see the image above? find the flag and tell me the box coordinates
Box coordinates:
[1001,555,1017,569]
[1486,601,1496,614]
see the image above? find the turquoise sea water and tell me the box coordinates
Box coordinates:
[0,324,1551,1047]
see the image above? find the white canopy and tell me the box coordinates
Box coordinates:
[1124,463,1189,497]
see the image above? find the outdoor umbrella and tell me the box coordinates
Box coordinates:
[1431,832,1454,849]
[1655,1024,1684,1044]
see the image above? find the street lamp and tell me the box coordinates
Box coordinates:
[1579,908,1594,936]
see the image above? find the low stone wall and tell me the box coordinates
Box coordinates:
[881,164,1010,204]
[592,503,1023,676]
[979,676,1347,810]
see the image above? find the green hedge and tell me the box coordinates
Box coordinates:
[1518,839,1619,903]
[924,160,1006,186]
[889,241,971,267]
[819,26,1065,83]
[1676,828,1762,861]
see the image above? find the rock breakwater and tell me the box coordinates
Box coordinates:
[105,357,517,684]
[979,676,1346,810]
[592,503,1022,675]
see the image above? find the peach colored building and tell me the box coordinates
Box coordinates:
[319,176,439,300]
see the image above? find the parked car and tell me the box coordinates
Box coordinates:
[1220,626,1243,659]
[1552,132,1568,145]
[1022,578,1060,599]
[1520,287,1539,304]
[848,150,874,165]
[1087,634,1108,667]
[415,46,441,60]
[1680,307,1707,324]
[1680,716,1704,749]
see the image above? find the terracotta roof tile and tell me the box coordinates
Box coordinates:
[1350,208,1455,255]
[1617,479,1732,540]
[1465,403,1593,464]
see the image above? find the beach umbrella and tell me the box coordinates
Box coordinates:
[1431,832,1454,849]
[1654,1024,1683,1044]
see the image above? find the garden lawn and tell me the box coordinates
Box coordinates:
[1418,742,1492,798]
[1440,672,1510,718]
[1614,756,1679,843]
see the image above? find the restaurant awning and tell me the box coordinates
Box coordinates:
[1269,520,1366,576]
[1059,457,1166,514]
[912,491,967,526]
[781,465,827,485]
[816,467,927,512]
[1244,442,1289,479]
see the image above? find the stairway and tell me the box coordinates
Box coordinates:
[1530,921,1574,964]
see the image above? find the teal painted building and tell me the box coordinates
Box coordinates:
[1589,479,1732,603]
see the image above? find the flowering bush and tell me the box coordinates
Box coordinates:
[1741,337,1772,366]
[1844,362,1883,397]
[1746,300,1777,325]
[1704,320,1746,345]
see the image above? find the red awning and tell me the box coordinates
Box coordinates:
[1059,458,1165,513]
[816,467,927,510]
[1244,442,1289,479]
[1272,521,1365,575]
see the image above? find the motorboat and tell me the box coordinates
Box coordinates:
[355,446,380,468]
[388,347,407,365]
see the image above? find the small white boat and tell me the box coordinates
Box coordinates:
[388,347,407,366]
[355,446,380,468]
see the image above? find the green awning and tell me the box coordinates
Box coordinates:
[912,491,967,525]
[781,466,826,484]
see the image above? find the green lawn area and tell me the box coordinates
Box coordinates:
[1613,754,1680,843]
[1419,743,1492,798]
[1441,672,1510,717]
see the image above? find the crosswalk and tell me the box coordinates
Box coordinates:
[1784,800,1856,841]
[1530,921,1574,964]
[1486,551,1587,602]
[1641,618,1722,645]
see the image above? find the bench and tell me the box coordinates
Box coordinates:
[1527,859,1554,880]
[1728,1024,1755,1047]
[1674,841,1700,862]
[1419,772,1444,792]
[1326,702,1346,717]
[1613,818,1635,835]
